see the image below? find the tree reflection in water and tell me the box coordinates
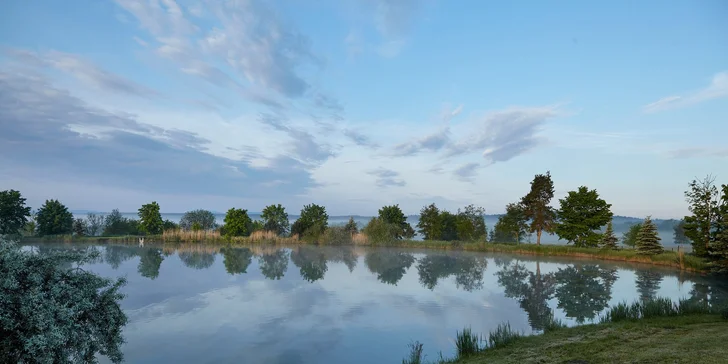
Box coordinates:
[290,246,328,282]
[220,247,253,275]
[553,264,617,323]
[138,248,164,279]
[179,251,215,270]
[635,270,663,302]
[258,249,289,280]
[496,261,556,331]
[364,250,416,285]
[416,253,488,291]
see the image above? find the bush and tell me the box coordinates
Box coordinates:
[322,226,353,245]
[362,217,399,244]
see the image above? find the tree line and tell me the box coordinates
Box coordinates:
[1,171,727,261]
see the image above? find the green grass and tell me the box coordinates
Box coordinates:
[410,297,726,364]
[452,315,728,364]
[21,233,709,272]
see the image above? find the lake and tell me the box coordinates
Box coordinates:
[29,243,726,364]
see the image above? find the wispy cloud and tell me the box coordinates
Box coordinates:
[665,147,728,159]
[453,162,480,182]
[643,71,728,113]
[367,168,406,187]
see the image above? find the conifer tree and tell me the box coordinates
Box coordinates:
[599,221,619,250]
[636,216,663,255]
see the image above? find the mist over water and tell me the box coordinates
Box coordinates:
[32,243,726,364]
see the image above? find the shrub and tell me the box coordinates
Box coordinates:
[323,226,353,245]
[362,217,399,244]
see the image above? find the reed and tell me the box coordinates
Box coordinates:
[401,341,424,364]
[161,229,223,243]
[600,296,716,323]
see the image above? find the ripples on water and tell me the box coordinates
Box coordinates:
[29,243,728,364]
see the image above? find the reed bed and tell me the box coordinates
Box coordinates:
[161,229,223,243]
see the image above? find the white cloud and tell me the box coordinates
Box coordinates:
[643,71,728,113]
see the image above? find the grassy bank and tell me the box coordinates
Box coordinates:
[407,298,728,364]
[20,231,707,272]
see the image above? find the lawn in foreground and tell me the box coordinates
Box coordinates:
[453,315,727,364]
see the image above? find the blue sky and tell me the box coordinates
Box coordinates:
[0,0,726,218]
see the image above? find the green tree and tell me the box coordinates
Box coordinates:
[456,204,487,241]
[249,219,265,233]
[417,203,442,240]
[710,185,728,262]
[22,218,36,237]
[84,213,105,236]
[636,216,663,255]
[520,171,557,245]
[291,203,328,238]
[555,186,613,247]
[0,189,32,236]
[179,209,217,231]
[673,219,690,245]
[621,222,642,248]
[599,222,619,250]
[683,175,720,256]
[261,204,290,236]
[138,201,163,235]
[103,209,138,236]
[492,217,517,242]
[439,210,459,241]
[72,218,87,237]
[0,241,127,363]
[35,199,74,236]
[496,203,529,243]
[378,204,415,240]
[223,208,253,237]
[162,219,179,231]
[344,216,359,235]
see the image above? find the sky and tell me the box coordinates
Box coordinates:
[0,0,726,218]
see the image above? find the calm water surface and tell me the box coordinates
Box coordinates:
[31,243,728,364]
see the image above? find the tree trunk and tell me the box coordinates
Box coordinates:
[537,229,542,245]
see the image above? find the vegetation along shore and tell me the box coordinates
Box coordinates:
[3,172,728,273]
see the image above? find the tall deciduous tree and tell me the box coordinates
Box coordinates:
[417,203,442,240]
[0,189,32,236]
[223,208,253,237]
[456,204,487,241]
[600,222,619,250]
[84,213,105,237]
[72,218,87,237]
[291,203,329,239]
[555,186,614,247]
[673,219,690,245]
[520,171,557,245]
[35,199,73,236]
[636,216,663,255]
[138,201,163,235]
[378,204,415,240]
[0,240,128,363]
[179,209,217,231]
[261,204,290,236]
[498,202,529,243]
[683,175,720,256]
[710,185,728,262]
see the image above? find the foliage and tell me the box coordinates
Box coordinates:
[555,186,613,247]
[73,218,87,237]
[520,171,557,245]
[495,202,529,243]
[344,216,358,235]
[35,199,74,236]
[322,226,354,245]
[162,219,179,231]
[84,213,105,237]
[621,223,642,248]
[0,189,32,236]
[103,209,139,236]
[291,203,328,239]
[249,220,265,233]
[710,185,728,261]
[179,209,217,231]
[223,208,252,237]
[636,216,663,255]
[362,217,400,244]
[673,219,690,245]
[261,204,290,236]
[378,204,415,239]
[0,241,127,363]
[138,201,163,235]
[439,210,459,241]
[599,222,619,250]
[417,203,442,240]
[683,175,720,256]
[22,218,36,237]
[456,205,487,241]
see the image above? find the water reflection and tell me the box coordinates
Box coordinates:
[28,243,728,364]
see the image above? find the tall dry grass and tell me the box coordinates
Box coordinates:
[162,229,223,243]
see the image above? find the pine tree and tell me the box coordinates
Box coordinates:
[636,216,663,255]
[599,221,619,250]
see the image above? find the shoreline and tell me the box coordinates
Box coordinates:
[20,235,708,273]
